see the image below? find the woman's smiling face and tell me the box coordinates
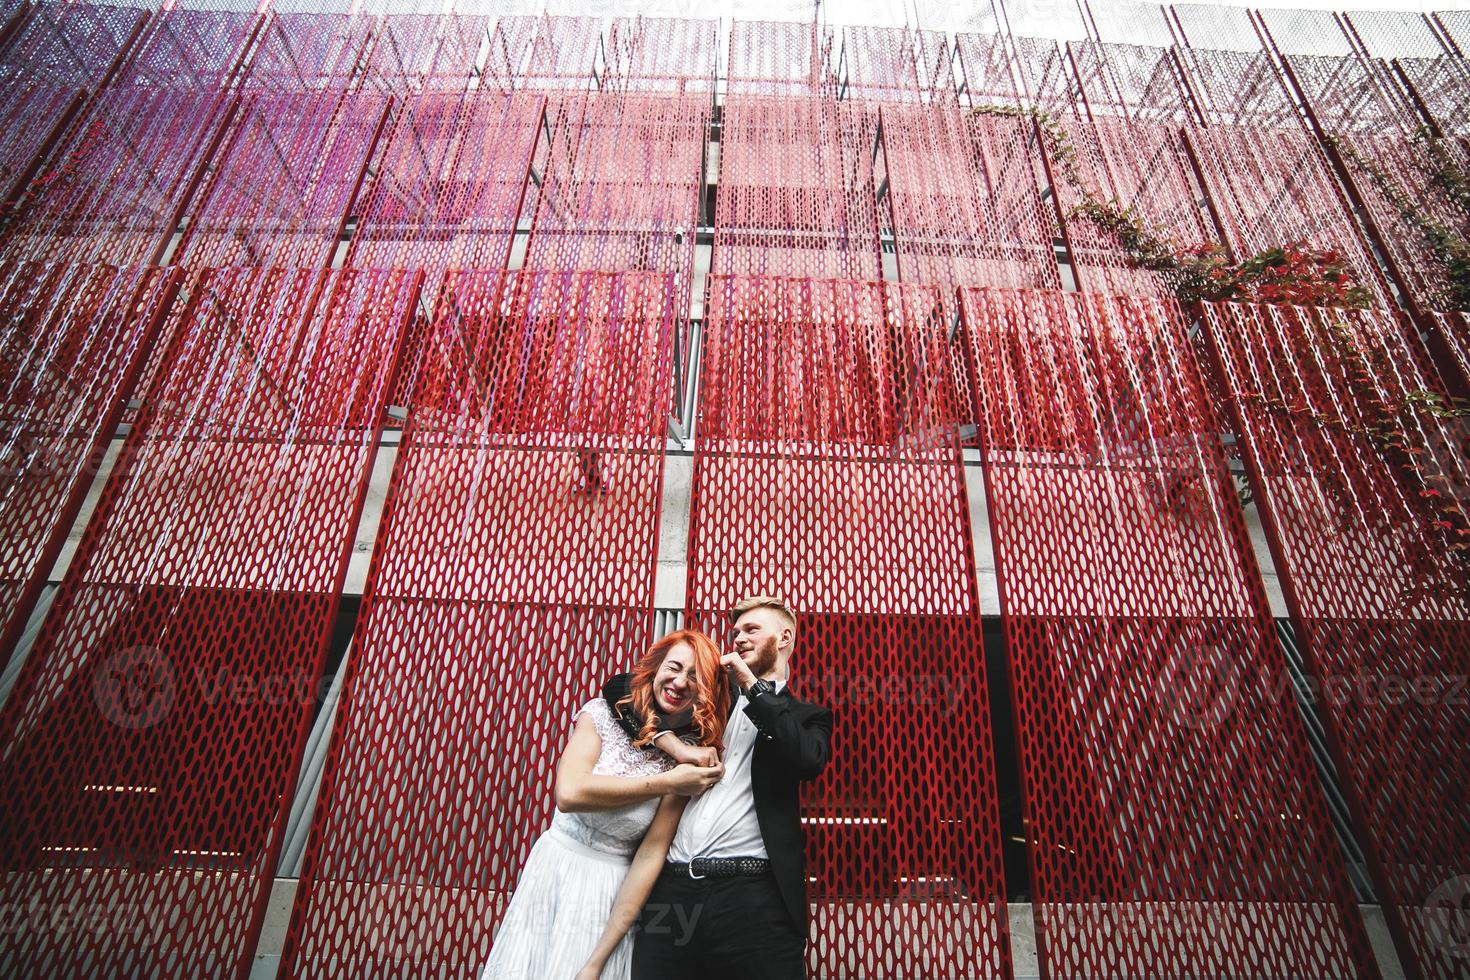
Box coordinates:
[652,641,698,714]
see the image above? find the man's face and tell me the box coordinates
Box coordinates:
[731,609,783,678]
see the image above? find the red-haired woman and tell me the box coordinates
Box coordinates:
[479,630,730,980]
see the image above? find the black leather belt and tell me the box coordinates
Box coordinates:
[665,856,772,879]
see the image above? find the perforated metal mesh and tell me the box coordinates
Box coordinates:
[277,268,676,976]
[963,286,1380,979]
[690,274,1011,979]
[0,266,416,978]
[1202,300,1470,980]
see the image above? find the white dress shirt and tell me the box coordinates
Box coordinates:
[668,678,788,862]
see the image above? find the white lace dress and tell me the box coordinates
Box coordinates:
[479,698,673,980]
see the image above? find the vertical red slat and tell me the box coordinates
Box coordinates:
[962,286,1381,979]
[690,274,1013,979]
[0,266,418,979]
[0,262,178,669]
[1202,300,1470,980]
[276,268,677,976]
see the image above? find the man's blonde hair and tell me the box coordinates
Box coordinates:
[731,595,797,640]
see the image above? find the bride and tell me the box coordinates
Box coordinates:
[479,629,731,980]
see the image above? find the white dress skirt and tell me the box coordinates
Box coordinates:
[479,698,673,980]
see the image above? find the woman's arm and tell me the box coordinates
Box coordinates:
[555,714,723,813]
[574,794,689,980]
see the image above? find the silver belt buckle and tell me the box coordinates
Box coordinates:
[687,856,706,879]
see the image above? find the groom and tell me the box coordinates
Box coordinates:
[603,595,833,979]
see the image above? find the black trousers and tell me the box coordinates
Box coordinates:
[630,867,805,979]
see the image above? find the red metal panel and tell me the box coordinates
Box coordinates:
[1170,3,1265,53]
[1001,35,1074,114]
[1392,56,1470,137]
[955,31,1025,104]
[0,266,417,979]
[1083,1,1176,47]
[690,274,1012,979]
[1053,117,1215,297]
[244,11,372,91]
[1345,10,1448,59]
[1185,123,1394,306]
[361,13,488,94]
[605,16,717,93]
[961,286,1381,979]
[881,102,1061,290]
[1066,41,1192,122]
[1279,52,1420,137]
[1175,48,1299,129]
[714,96,881,280]
[276,268,676,976]
[841,26,930,103]
[480,14,536,94]
[520,14,600,91]
[0,2,147,209]
[0,262,178,667]
[0,7,260,265]
[350,90,541,271]
[176,89,389,268]
[524,92,706,285]
[1326,131,1470,315]
[1258,7,1356,58]
[727,19,834,97]
[1202,300,1470,980]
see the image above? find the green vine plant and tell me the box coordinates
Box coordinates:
[971,102,1470,599]
[1327,128,1470,312]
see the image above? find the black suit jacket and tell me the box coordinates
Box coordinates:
[602,673,834,932]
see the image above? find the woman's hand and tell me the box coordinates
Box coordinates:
[661,761,724,796]
[574,961,604,980]
[663,737,719,768]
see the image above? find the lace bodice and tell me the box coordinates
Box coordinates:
[549,698,673,858]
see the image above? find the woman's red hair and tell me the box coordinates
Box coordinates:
[618,629,729,751]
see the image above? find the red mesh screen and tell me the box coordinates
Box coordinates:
[961,286,1380,978]
[0,2,147,207]
[881,102,1062,290]
[0,6,259,265]
[360,12,487,93]
[523,92,706,283]
[690,274,1013,979]
[1325,131,1470,314]
[243,11,372,92]
[176,89,390,268]
[1201,300,1470,980]
[1184,124,1393,305]
[714,96,881,280]
[728,19,834,97]
[840,26,948,103]
[0,266,417,978]
[521,14,600,91]
[0,262,179,664]
[276,268,677,976]
[1066,41,1193,122]
[348,90,542,271]
[955,31,1025,104]
[1392,56,1470,136]
[605,16,717,93]
[1054,117,1215,297]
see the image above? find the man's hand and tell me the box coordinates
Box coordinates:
[663,738,720,768]
[663,762,724,796]
[720,651,758,692]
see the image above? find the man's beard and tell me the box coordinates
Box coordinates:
[741,635,779,679]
